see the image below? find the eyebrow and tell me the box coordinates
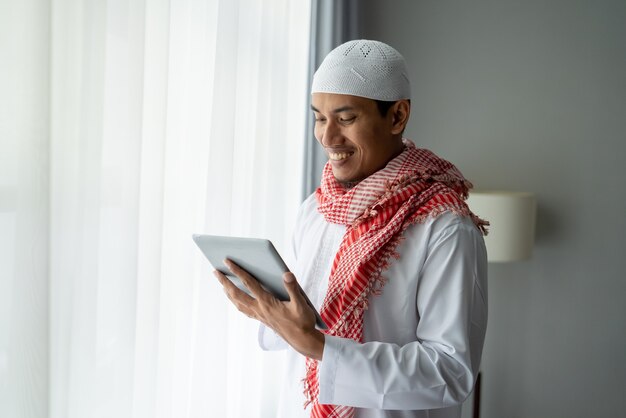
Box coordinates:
[310,104,356,114]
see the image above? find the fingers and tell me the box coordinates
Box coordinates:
[223,259,269,300]
[214,258,279,322]
[213,269,257,318]
[283,272,306,305]
[213,269,251,299]
[283,272,319,327]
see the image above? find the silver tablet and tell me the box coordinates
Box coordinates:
[192,234,328,330]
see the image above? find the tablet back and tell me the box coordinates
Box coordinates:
[192,234,290,301]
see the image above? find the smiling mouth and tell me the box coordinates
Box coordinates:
[328,151,354,161]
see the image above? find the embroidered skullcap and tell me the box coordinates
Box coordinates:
[311,40,411,101]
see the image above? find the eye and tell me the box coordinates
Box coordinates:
[314,117,326,123]
[339,116,356,123]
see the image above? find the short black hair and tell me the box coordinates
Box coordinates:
[374,99,410,117]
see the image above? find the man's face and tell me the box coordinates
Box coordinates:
[311,93,403,183]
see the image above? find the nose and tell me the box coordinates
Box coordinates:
[318,120,342,147]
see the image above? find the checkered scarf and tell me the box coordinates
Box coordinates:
[304,140,487,418]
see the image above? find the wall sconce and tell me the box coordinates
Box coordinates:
[467,191,537,262]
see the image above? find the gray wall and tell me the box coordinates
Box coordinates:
[360,1,626,417]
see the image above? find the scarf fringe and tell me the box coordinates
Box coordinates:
[353,169,486,234]
[303,361,318,409]
[411,206,490,236]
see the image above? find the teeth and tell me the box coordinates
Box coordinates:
[329,152,352,161]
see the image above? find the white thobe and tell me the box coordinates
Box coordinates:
[259,194,488,418]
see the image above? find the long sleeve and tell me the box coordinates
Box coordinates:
[317,218,488,410]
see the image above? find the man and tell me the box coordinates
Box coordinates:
[215,40,488,418]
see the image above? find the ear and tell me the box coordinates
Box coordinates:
[390,100,411,135]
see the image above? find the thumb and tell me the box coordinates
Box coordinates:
[283,272,304,303]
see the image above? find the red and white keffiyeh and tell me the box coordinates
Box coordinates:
[304,140,488,418]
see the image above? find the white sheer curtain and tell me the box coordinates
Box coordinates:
[1,0,311,417]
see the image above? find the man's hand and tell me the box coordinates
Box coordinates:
[214,259,325,361]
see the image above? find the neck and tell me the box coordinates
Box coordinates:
[339,180,359,189]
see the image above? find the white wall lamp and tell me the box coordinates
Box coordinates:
[467,191,537,263]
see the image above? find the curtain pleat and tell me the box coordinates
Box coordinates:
[2,1,311,417]
[302,0,361,198]
[0,1,50,418]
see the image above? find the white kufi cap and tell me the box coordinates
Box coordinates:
[311,40,411,101]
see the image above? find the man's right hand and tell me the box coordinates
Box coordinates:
[214,259,325,360]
